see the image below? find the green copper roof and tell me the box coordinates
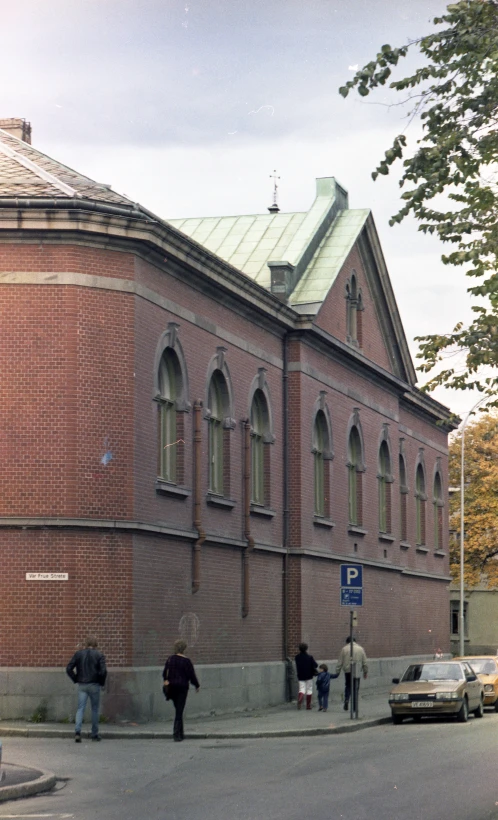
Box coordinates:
[169,210,307,288]
[168,178,371,313]
[290,209,370,308]
[168,177,349,293]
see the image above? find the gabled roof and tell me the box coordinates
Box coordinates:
[0,126,133,207]
[170,177,418,384]
[290,209,370,310]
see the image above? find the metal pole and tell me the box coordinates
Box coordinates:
[349,610,354,719]
[459,396,487,657]
[459,419,465,658]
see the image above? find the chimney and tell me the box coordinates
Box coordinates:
[0,118,32,144]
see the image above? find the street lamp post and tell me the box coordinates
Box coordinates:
[459,396,487,657]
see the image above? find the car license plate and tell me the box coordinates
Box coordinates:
[412,701,432,708]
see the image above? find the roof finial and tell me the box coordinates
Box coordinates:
[268,170,280,213]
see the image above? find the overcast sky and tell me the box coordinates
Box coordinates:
[3,0,479,419]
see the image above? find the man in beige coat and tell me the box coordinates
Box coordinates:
[336,637,368,711]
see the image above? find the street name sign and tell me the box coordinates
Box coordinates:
[26,572,69,581]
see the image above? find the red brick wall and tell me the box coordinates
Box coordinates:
[0,529,132,666]
[0,283,134,519]
[0,243,134,279]
[132,535,283,664]
[299,559,449,661]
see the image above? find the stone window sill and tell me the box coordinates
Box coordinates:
[434,550,446,558]
[400,541,411,550]
[348,525,367,536]
[250,504,276,519]
[155,480,191,499]
[206,494,236,510]
[313,516,335,529]
[378,533,395,543]
[415,545,429,554]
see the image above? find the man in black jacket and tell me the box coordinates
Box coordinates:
[66,636,107,743]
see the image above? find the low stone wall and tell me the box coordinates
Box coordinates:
[0,655,441,723]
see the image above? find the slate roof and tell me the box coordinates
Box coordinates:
[0,127,133,206]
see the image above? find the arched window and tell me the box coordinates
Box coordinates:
[347,275,358,341]
[158,350,182,483]
[251,389,268,505]
[415,463,426,546]
[378,441,391,533]
[313,410,330,517]
[346,273,363,347]
[399,454,408,542]
[433,471,444,550]
[207,370,229,495]
[348,426,363,525]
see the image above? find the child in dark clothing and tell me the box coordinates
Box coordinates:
[316,663,337,712]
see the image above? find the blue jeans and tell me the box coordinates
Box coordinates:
[75,683,101,736]
[318,690,329,710]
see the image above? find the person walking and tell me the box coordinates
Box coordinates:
[162,639,200,741]
[294,642,318,710]
[336,636,368,712]
[66,636,107,743]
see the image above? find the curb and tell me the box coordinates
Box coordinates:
[0,716,391,740]
[185,716,392,739]
[0,764,56,803]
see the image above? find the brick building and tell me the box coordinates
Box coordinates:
[0,119,454,719]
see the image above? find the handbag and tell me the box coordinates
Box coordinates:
[163,681,171,701]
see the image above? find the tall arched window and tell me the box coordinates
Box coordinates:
[313,410,330,517]
[158,350,181,483]
[348,426,363,525]
[251,389,268,505]
[378,441,391,533]
[415,463,427,546]
[433,471,444,550]
[399,454,408,542]
[207,371,227,495]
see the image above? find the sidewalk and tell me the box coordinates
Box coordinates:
[0,689,391,741]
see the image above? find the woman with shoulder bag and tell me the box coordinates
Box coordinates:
[162,639,200,741]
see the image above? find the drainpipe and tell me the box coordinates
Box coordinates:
[192,399,205,593]
[243,419,255,617]
[282,333,292,701]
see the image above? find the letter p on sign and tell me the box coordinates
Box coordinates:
[347,567,359,585]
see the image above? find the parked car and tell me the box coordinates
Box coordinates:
[454,655,498,711]
[389,660,484,724]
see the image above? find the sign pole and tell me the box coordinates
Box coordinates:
[350,609,354,720]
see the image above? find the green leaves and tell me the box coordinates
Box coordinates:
[339,0,498,396]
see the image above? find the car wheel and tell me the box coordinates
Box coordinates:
[457,697,469,723]
[473,696,484,718]
[494,700,498,713]
[392,713,403,725]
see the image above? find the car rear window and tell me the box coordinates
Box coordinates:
[466,658,498,675]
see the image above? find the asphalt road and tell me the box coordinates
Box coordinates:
[2,714,498,820]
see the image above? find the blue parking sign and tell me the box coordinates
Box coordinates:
[340,564,362,588]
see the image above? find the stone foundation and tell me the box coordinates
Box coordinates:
[0,655,441,723]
